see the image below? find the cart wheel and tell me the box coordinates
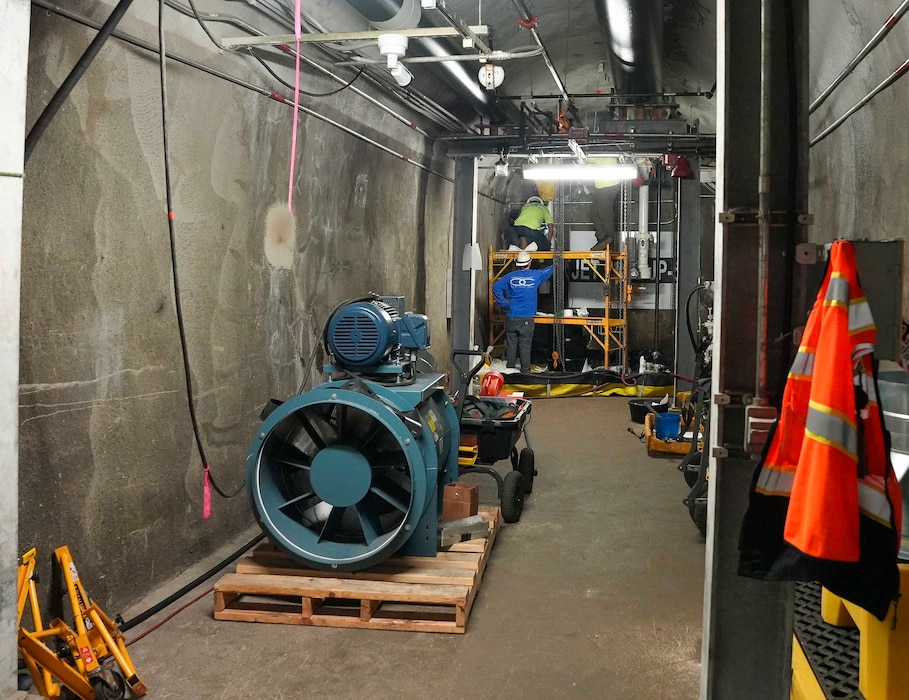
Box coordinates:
[683,452,701,488]
[518,448,535,494]
[91,668,127,700]
[501,471,525,523]
[510,447,519,469]
[688,481,708,537]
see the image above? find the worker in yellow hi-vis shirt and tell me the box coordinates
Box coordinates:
[504,196,553,251]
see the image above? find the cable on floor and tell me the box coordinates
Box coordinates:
[120,532,265,633]
[157,0,243,502]
[125,586,213,647]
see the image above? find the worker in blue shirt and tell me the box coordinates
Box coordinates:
[492,251,554,373]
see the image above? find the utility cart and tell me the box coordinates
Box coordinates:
[451,350,537,523]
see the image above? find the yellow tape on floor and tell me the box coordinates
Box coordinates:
[501,383,674,398]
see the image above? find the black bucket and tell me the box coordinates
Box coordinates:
[628,399,670,424]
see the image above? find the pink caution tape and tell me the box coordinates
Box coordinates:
[287,0,302,211]
[203,465,212,519]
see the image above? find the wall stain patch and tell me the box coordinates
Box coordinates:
[264,204,295,269]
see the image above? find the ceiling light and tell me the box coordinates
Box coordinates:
[390,64,414,87]
[495,158,509,177]
[478,63,505,90]
[522,164,638,181]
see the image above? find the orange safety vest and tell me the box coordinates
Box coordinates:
[739,240,901,621]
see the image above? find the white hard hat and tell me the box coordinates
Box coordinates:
[516,251,531,266]
[526,196,543,205]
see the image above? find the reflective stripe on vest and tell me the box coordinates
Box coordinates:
[751,240,900,563]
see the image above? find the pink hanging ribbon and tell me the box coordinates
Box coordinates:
[287,0,302,210]
[203,465,212,519]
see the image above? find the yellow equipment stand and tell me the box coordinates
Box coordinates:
[818,565,909,700]
[17,546,148,700]
[792,565,909,700]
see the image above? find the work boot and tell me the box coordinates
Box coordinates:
[507,244,521,252]
[525,241,539,252]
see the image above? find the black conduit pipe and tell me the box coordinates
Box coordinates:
[120,533,265,632]
[25,0,136,163]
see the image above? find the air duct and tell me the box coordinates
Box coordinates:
[343,0,520,125]
[592,0,663,97]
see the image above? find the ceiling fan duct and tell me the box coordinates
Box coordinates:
[593,0,664,97]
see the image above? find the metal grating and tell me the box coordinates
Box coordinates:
[793,581,863,699]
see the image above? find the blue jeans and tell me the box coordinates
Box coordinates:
[505,317,535,372]
[506,226,551,251]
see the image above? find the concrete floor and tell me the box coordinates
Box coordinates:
[120,397,705,699]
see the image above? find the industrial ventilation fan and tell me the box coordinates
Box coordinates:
[246,295,459,572]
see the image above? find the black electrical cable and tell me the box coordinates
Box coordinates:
[684,284,708,353]
[183,0,220,48]
[157,0,242,499]
[248,49,366,97]
[120,532,265,632]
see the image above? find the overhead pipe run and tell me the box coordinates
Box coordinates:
[33,1,454,182]
[170,0,472,134]
[592,0,664,97]
[343,0,521,125]
[810,0,909,114]
[508,0,571,102]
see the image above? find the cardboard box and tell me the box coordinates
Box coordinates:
[442,482,479,522]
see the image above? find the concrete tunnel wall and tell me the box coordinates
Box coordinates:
[808,0,909,317]
[19,0,477,613]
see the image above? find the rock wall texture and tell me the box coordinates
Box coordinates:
[808,0,909,315]
[21,1,453,611]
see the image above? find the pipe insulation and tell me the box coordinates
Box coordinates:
[592,0,664,96]
[637,184,652,280]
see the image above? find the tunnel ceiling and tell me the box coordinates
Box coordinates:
[264,0,717,135]
[239,0,716,135]
[443,0,716,129]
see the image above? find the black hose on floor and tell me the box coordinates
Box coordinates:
[120,532,265,632]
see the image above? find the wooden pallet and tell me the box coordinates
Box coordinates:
[213,507,501,634]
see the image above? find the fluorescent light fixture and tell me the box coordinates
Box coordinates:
[522,164,637,181]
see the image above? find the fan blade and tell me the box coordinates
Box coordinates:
[272,455,312,471]
[317,505,345,542]
[356,495,383,545]
[278,490,315,514]
[370,476,411,513]
[296,412,327,451]
[358,420,386,452]
[369,451,407,468]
